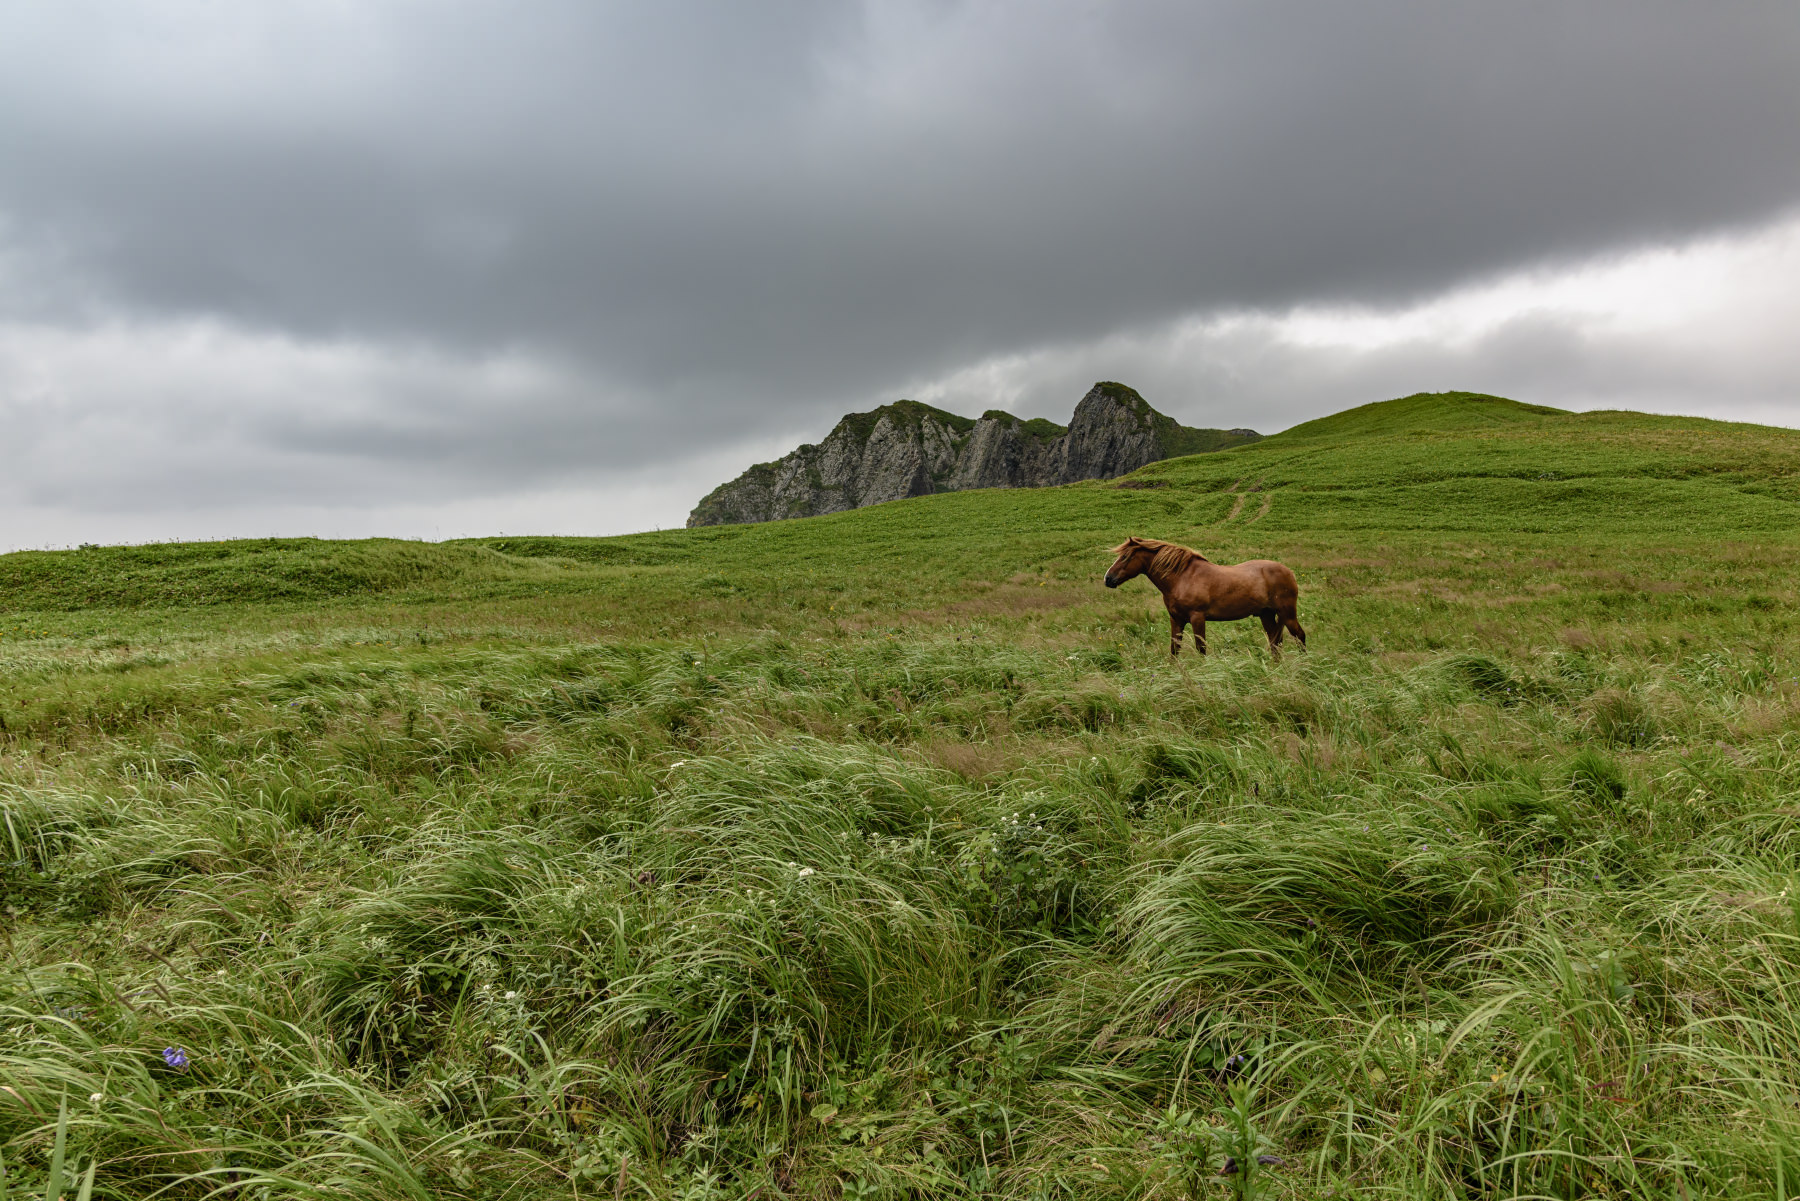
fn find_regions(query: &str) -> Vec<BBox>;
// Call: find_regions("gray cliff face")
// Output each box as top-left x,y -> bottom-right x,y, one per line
945,415 -> 1057,491
1050,385 -> 1164,484
685,383 -> 1261,527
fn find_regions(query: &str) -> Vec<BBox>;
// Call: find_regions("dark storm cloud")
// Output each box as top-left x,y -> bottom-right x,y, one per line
1,0 -> 1798,500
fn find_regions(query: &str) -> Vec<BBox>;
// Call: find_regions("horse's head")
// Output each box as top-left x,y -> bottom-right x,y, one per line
1105,537 -> 1156,588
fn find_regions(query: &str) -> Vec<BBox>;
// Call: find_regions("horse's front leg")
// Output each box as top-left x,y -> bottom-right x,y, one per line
1169,610 -> 1185,657
1192,616 -> 1207,655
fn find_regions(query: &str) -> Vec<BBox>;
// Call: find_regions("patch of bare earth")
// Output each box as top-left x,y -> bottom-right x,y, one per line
884,584 -> 1093,628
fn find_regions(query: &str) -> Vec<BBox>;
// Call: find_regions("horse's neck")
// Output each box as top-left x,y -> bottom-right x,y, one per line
1146,556 -> 1197,591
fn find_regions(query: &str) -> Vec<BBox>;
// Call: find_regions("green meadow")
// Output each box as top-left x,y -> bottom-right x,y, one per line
3,392 -> 1799,1199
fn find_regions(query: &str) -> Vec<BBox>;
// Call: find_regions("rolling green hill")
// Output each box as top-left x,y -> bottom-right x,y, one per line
1273,389 -> 1568,439
3,392 -> 1795,619
1135,392 -> 1800,531
2,392 -> 1799,1199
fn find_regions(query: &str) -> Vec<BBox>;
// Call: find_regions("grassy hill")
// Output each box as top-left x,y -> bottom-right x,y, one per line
2,393 -> 1799,1198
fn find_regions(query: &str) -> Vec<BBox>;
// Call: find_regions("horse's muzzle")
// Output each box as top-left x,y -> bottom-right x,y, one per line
1103,575 -> 1119,589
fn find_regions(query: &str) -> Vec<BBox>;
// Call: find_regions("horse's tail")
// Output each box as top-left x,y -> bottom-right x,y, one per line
1264,562 -> 1305,644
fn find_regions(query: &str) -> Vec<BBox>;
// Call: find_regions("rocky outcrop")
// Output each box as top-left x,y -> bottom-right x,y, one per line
685,382 -> 1261,527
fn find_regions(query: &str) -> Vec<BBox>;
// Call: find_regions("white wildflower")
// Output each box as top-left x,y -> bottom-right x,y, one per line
797,867 -> 816,879
89,1092 -> 103,1103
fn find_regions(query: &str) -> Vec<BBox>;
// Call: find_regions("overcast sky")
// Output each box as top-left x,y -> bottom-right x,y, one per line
2,1 -> 1797,550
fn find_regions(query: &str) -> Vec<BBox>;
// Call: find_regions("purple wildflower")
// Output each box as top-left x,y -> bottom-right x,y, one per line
162,1046 -> 189,1070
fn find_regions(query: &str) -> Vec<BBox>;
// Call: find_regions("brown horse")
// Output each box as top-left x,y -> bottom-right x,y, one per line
1105,536 -> 1306,657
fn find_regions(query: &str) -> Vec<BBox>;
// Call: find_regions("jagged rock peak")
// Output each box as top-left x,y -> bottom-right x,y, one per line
685,382 -> 1260,527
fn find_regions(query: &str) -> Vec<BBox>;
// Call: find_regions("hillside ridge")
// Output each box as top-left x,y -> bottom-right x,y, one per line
1269,390 -> 1570,443
6,393 -> 1797,612
684,382 -> 1261,527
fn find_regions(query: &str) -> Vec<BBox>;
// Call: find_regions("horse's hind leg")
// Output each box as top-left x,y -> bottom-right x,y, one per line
1260,612 -> 1283,660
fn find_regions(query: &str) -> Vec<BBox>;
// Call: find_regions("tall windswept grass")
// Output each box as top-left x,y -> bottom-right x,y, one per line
4,619 -> 1799,1198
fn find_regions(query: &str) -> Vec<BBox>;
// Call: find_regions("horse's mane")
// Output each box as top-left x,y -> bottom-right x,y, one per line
1111,537 -> 1209,575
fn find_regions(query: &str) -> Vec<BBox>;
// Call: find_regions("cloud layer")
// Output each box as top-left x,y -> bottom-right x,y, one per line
2,2 -> 1797,547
